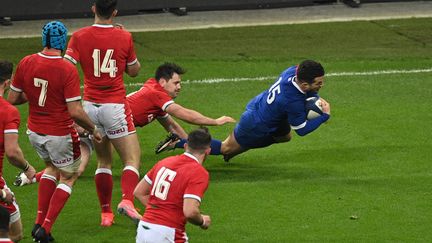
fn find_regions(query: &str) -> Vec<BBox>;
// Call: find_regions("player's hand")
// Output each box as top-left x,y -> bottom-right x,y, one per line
114,23 -> 124,29
320,98 -> 331,115
215,116 -> 236,125
0,189 -> 14,204
24,164 -> 36,182
92,129 -> 103,143
200,215 -> 211,230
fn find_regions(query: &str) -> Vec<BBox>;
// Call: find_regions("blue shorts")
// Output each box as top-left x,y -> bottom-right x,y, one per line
234,110 -> 291,149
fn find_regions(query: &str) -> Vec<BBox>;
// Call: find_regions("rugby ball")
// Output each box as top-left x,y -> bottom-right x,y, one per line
305,97 -> 323,119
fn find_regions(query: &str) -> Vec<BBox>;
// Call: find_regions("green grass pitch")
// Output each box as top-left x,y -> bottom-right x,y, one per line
0,17 -> 431,242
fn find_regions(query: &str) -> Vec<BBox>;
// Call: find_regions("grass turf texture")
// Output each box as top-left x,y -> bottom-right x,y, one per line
1,17 -> 431,242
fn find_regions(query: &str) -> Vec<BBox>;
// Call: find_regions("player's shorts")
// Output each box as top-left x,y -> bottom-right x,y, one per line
27,129 -> 81,173
0,181 -> 20,224
83,101 -> 136,139
136,221 -> 189,243
234,110 -> 291,149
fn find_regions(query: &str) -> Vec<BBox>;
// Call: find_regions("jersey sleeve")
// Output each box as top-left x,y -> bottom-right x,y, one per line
184,168 -> 209,202
4,106 -> 20,134
286,100 -> 307,129
64,34 -> 80,65
64,65 -> 82,103
126,33 -> 138,66
10,58 -> 26,92
151,91 -> 174,112
144,166 -> 157,186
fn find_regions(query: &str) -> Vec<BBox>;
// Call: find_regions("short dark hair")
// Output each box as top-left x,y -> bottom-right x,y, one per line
0,206 -> 10,233
155,63 -> 186,81
187,127 -> 212,151
95,0 -> 117,19
296,60 -> 325,84
0,60 -> 13,84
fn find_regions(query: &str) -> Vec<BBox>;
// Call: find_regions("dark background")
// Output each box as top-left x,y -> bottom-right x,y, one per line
0,0 -> 427,20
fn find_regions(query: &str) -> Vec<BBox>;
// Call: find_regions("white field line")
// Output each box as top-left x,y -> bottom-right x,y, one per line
120,67 -> 432,87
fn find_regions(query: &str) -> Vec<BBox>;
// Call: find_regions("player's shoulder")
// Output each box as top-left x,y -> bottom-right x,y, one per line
18,53 -> 37,66
72,26 -> 93,37
0,99 -> 19,117
113,27 -> 133,37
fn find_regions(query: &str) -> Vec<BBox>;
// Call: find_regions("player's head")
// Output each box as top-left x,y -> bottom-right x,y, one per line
0,206 -> 10,236
0,60 -> 13,86
42,21 -> 68,51
186,127 -> 212,157
156,63 -> 186,98
296,60 -> 325,92
94,0 -> 118,19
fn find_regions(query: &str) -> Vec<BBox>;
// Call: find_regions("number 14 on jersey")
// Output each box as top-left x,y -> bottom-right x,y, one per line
92,49 -> 118,78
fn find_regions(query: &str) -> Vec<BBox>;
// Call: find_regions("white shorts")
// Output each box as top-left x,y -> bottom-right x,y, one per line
136,221 -> 189,243
27,129 -> 81,173
83,101 -> 136,139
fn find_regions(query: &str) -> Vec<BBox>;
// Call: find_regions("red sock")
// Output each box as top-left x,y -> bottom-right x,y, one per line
36,170 -> 60,182
121,166 -> 139,201
35,170 -> 44,183
95,168 -> 113,213
42,184 -> 71,233
36,174 -> 57,225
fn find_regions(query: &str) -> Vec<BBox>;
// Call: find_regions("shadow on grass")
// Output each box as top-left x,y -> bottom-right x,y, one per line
205,145 -> 411,183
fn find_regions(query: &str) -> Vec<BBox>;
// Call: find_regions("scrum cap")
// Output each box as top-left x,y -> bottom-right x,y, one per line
42,21 -> 68,51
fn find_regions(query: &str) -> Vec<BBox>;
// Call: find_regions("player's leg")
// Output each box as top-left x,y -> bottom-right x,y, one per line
110,133 -> 142,224
77,139 -> 92,177
3,188 -> 23,242
156,133 -> 223,155
97,102 -> 141,223
38,168 -> 79,239
220,132 -> 248,162
93,135 -> 115,226
34,131 -> 81,242
27,131 -> 58,240
272,121 -> 292,143
9,218 -> 23,242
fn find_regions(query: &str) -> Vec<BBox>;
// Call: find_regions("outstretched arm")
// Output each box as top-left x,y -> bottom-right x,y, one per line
157,116 -> 188,139
166,103 -> 235,126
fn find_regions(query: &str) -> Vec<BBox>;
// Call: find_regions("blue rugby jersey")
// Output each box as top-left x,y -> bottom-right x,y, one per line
245,65 -> 329,136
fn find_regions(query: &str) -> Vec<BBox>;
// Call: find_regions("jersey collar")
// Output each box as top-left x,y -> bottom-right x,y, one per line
92,24 -> 114,28
184,152 -> 200,164
292,76 -> 306,94
38,52 -> 62,59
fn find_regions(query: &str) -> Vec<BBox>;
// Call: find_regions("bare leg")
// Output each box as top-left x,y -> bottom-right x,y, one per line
220,132 -> 248,161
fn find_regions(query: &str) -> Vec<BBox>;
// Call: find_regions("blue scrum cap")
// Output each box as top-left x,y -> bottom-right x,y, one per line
42,21 -> 68,51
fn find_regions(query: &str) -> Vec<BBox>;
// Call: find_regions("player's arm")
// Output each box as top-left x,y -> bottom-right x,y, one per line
67,101 -> 102,142
125,60 -> 141,77
6,89 -> 27,105
166,103 -> 235,126
293,99 -> 331,136
134,176 -> 151,206
4,133 -> 36,180
184,198 -> 211,230
157,115 -> 188,139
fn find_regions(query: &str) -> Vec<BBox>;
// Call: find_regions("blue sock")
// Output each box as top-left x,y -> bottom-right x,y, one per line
175,139 -> 187,148
209,139 -> 222,155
